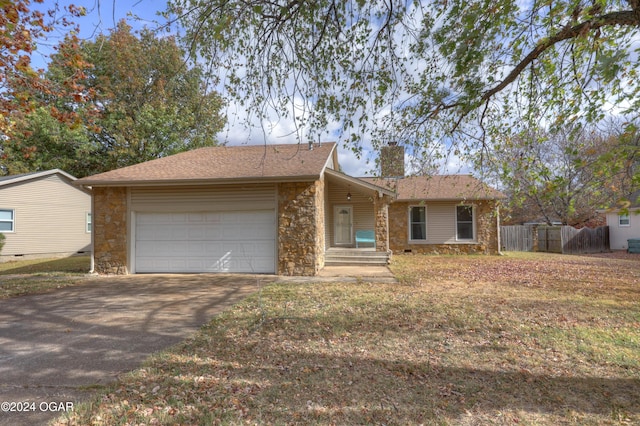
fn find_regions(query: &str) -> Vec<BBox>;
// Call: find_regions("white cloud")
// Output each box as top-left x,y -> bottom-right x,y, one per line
218,96 -> 382,176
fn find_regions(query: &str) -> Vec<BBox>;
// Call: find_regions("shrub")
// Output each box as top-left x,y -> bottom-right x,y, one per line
0,233 -> 4,254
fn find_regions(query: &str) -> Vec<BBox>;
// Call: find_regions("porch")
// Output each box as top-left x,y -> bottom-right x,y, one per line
323,169 -> 395,256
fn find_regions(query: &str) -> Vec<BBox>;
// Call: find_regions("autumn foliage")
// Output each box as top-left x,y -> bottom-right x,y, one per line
1,2 -> 224,177
0,0 -> 89,127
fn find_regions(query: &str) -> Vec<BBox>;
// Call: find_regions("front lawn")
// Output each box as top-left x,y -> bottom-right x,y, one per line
0,256 -> 90,298
56,252 -> 640,425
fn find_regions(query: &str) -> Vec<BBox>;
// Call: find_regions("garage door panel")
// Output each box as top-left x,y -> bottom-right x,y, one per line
135,210 -> 275,273
135,254 -> 273,273
136,226 -> 171,240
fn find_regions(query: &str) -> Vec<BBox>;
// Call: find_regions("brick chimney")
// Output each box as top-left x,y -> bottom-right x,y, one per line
380,142 -> 405,177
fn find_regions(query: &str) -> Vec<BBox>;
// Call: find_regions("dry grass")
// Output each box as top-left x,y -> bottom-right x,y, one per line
0,256 -> 90,298
56,252 -> 640,425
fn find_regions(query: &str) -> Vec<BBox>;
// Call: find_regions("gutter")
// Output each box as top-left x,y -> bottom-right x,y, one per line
73,175 -> 323,188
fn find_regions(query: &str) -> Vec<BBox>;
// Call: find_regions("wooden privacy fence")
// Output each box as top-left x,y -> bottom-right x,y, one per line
501,225 -> 609,254
501,225 -> 535,252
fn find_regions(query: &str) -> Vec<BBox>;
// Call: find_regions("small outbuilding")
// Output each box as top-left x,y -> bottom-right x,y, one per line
600,190 -> 640,251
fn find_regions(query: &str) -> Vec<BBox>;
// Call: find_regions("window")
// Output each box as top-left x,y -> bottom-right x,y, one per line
86,212 -> 92,233
0,209 -> 15,232
409,206 -> 426,241
619,213 -> 630,227
456,205 -> 474,240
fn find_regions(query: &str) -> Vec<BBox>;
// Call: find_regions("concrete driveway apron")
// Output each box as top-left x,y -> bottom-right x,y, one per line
0,274 -> 262,426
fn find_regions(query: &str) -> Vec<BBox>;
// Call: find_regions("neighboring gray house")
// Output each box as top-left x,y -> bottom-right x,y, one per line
0,169 -> 92,261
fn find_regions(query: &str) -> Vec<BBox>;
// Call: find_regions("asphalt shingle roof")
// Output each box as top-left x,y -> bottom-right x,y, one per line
0,171 -> 40,182
364,175 -> 505,201
77,142 -> 337,186
0,169 -> 78,187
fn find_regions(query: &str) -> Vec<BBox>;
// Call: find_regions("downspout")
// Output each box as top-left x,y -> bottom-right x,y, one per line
496,203 -> 502,255
88,186 -> 95,273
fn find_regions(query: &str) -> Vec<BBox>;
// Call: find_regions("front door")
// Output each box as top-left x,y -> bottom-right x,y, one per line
334,205 -> 352,245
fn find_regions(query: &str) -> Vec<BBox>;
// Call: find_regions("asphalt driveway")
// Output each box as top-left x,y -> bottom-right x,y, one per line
0,274 -> 263,426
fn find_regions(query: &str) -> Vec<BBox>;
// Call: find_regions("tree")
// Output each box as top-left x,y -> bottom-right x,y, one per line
1,0 -> 51,125
165,0 -> 640,164
1,106 -> 99,176
0,0 -> 98,175
492,121 -> 639,225
2,20 -> 226,176
0,0 -> 87,135
73,21 -> 225,171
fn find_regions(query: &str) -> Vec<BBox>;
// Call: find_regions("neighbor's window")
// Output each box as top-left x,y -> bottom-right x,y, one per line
619,213 -> 630,227
86,212 -> 92,233
456,205 -> 474,240
0,209 -> 15,232
409,206 -> 426,241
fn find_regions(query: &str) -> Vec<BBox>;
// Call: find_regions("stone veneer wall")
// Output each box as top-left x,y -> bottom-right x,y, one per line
389,200 -> 500,254
315,179 -> 326,269
373,196 -> 390,252
93,187 -> 128,274
278,180 -> 324,276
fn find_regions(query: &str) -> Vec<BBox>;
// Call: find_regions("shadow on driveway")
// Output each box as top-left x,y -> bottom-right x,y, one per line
0,274 -> 264,426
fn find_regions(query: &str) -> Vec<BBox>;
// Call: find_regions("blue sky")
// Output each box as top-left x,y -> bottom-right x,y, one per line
32,1 -> 163,68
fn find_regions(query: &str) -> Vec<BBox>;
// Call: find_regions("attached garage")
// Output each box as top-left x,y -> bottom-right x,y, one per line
76,142 -> 343,276
130,185 -> 277,274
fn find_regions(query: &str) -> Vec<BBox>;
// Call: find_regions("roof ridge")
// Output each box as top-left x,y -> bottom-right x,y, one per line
0,169 -> 76,186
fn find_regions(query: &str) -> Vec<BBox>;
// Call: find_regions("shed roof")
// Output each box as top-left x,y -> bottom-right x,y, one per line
76,143 -> 337,186
602,190 -> 640,211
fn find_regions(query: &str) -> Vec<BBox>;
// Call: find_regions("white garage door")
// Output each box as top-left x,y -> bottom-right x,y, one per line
134,210 -> 276,273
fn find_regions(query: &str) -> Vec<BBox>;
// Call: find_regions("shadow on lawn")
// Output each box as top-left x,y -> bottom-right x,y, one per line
149,327 -> 640,424
0,256 -> 90,275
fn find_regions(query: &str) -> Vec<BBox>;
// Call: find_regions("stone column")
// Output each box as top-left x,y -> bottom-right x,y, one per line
373,195 -> 390,252
93,187 -> 128,274
277,181 -> 322,276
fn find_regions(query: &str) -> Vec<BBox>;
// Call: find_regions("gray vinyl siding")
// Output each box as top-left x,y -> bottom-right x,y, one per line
0,174 -> 91,257
606,209 -> 640,250
427,203 -> 459,244
326,181 -> 375,247
411,202 -> 474,244
129,184 -> 277,212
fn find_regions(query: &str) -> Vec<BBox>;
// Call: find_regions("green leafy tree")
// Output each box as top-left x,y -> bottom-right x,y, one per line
74,21 -> 226,171
1,106 -> 99,176
165,0 -> 640,163
3,20 -> 226,176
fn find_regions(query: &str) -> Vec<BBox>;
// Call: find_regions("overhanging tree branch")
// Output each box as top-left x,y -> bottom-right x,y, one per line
480,8 -> 640,104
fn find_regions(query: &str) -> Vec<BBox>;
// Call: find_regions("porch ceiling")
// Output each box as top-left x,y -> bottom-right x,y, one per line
324,169 -> 395,199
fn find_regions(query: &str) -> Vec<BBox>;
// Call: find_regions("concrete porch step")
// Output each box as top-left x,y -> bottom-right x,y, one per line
324,259 -> 389,266
324,248 -> 390,266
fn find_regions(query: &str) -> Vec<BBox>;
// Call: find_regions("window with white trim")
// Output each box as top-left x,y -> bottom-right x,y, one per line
86,212 -> 92,233
619,213 -> 630,227
409,206 -> 427,241
0,209 -> 15,232
456,205 -> 474,240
